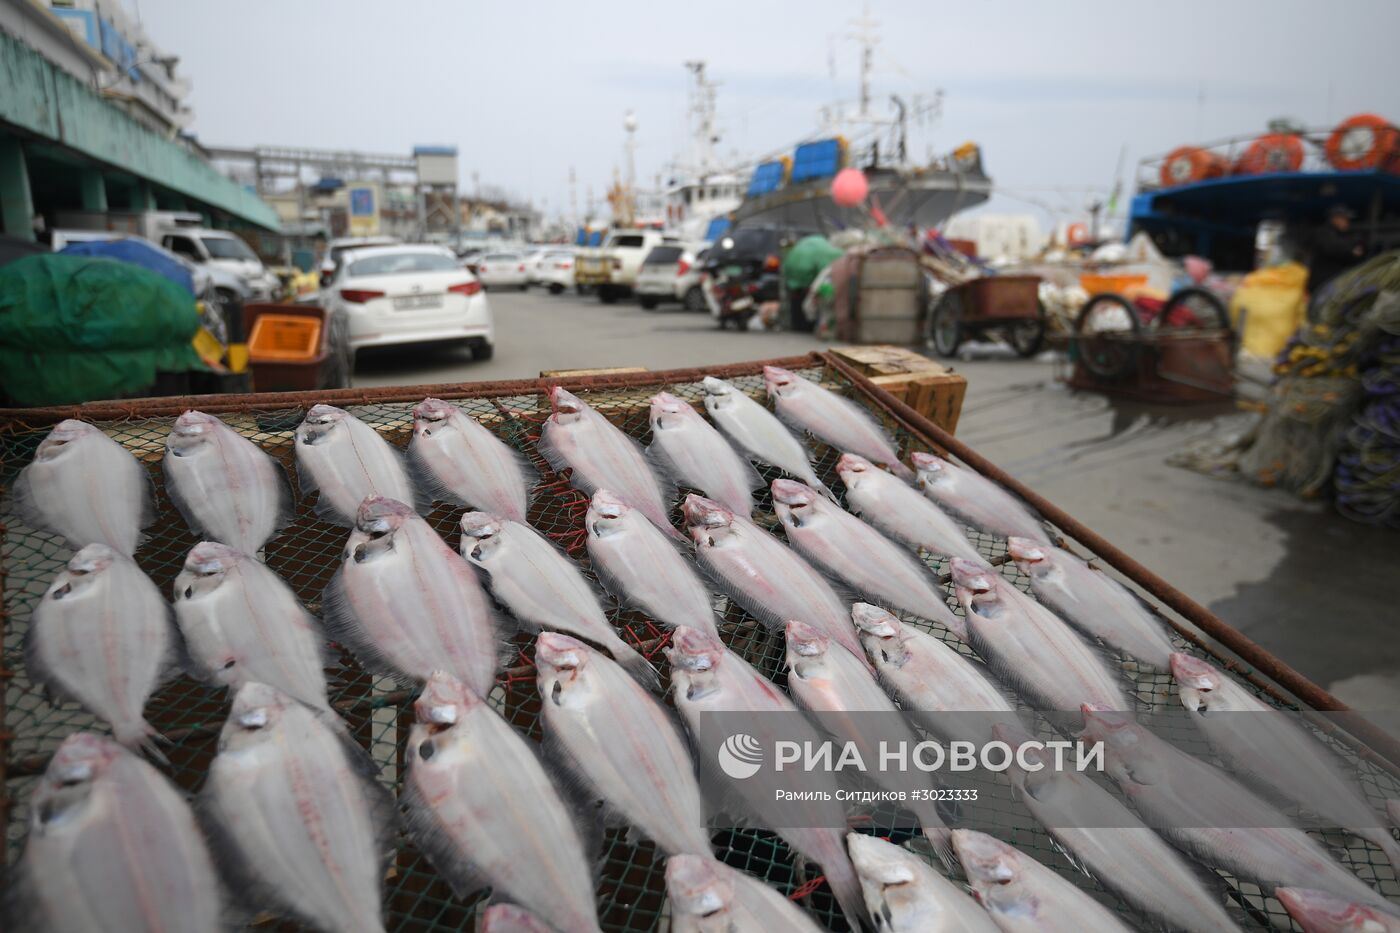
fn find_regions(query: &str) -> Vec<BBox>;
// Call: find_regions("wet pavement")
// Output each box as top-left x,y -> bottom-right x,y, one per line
352,286 -> 1397,708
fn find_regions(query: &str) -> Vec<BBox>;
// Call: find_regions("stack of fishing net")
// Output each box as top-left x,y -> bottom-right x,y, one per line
1334,322 -> 1400,526
1238,252 -> 1400,506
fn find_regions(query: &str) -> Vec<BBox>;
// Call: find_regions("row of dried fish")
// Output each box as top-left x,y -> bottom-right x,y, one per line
11,370 -> 1398,930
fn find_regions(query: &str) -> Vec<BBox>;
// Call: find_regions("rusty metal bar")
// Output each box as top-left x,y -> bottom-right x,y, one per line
0,518 -> 10,836
0,354 -> 825,427
820,349 -> 1400,771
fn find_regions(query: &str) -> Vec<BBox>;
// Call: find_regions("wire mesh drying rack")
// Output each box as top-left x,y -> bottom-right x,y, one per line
2,349 -> 1397,931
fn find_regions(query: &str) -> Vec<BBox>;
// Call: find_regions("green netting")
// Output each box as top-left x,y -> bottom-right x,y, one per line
2,364 -> 1398,931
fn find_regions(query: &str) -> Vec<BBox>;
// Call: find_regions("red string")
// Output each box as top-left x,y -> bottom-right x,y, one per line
788,876 -> 826,901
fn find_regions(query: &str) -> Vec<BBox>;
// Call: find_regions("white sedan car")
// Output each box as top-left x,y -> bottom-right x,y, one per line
323,245 -> 494,364
475,251 -> 529,290
535,249 -> 577,294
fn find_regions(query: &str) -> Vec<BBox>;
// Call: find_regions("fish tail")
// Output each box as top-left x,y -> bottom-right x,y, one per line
116,719 -> 169,765
822,855 -> 871,932
921,824 -> 958,873
889,460 -> 916,481
614,641 -> 662,693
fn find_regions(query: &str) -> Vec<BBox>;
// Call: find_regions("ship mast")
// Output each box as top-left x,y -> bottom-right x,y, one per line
684,60 -> 721,176
847,4 -> 879,121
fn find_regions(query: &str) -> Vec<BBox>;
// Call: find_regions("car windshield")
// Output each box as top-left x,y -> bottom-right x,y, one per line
348,252 -> 461,276
608,234 -> 645,249
201,236 -> 258,261
643,246 -> 683,265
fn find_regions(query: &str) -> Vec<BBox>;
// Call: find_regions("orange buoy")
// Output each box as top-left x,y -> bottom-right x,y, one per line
1325,114 -> 1400,171
1159,146 -> 1230,187
1234,134 -> 1305,175
1065,222 -> 1090,247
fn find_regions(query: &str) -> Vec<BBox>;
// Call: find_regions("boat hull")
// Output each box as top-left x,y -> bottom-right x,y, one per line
732,167 -> 992,232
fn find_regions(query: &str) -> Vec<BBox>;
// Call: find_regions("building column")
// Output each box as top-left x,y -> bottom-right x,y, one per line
0,136 -> 35,241
129,180 -> 157,212
79,167 -> 108,212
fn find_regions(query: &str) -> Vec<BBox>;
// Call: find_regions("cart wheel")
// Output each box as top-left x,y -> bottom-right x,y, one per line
929,293 -> 963,358
1007,301 -> 1047,358
1072,293 -> 1140,380
1156,286 -> 1229,331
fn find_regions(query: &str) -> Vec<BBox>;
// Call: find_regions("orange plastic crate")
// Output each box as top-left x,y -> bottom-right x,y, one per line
248,313 -> 322,362
1079,273 -> 1149,296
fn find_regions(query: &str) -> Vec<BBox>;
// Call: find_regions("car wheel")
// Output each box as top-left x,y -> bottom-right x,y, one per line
683,286 -> 706,312
473,340 -> 495,362
549,283 -> 564,295
599,286 -> 618,304
520,282 -> 529,291
639,296 -> 659,310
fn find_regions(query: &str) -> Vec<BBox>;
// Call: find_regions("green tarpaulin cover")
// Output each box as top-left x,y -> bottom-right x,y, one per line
783,235 -> 845,291
0,254 -> 205,406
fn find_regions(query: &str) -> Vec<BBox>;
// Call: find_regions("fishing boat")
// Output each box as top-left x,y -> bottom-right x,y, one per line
732,13 -> 991,232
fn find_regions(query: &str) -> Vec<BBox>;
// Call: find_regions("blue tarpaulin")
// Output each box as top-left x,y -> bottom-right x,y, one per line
791,139 -> 844,183
705,217 -> 732,241
748,161 -> 786,196
60,239 -> 195,296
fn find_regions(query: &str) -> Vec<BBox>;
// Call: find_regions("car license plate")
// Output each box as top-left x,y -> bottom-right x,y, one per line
393,294 -> 442,310
725,265 -> 744,277
730,296 -> 754,311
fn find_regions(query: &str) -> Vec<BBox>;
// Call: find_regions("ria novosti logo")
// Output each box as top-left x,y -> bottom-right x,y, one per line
717,733 -> 764,779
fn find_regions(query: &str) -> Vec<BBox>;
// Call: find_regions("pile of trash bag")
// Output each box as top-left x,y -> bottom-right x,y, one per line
0,253 -> 205,406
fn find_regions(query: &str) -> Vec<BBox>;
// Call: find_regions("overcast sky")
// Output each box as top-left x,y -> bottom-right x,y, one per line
136,0 -> 1399,228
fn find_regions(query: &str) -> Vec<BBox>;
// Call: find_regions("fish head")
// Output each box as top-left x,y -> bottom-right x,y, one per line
299,404 -> 349,445
548,386 -> 586,424
1005,537 -> 1050,570
412,398 -> 456,439
33,732 -> 122,825
770,479 -> 820,527
847,834 -> 931,926
989,722 -> 1057,797
665,855 -> 735,925
35,419 -> 98,461
219,682 -> 297,750
910,451 -> 948,486
479,904 -> 554,933
950,558 -> 999,610
586,489 -> 633,538
835,452 -> 877,489
683,494 -> 735,545
408,671 -> 483,767
458,511 -> 505,561
850,603 -> 908,668
952,830 -> 1023,897
1169,653 -> 1223,713
45,543 -> 118,602
166,410 -> 222,456
666,627 -> 726,701
784,619 -> 831,675
1276,888 -> 1389,932
174,541 -> 242,601
762,365 -> 800,399
536,632 -> 594,705
347,496 -> 414,563
649,392 -> 696,431
700,375 -> 736,409
1077,704 -> 1154,787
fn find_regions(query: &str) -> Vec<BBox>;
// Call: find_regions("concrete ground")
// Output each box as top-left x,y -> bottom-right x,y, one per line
353,287 -> 1398,708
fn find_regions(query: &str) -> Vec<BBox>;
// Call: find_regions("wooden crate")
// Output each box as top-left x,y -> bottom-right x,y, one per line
833,345 -> 966,434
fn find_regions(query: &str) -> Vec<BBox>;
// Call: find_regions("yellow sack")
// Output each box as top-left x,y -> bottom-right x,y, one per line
1229,262 -> 1308,358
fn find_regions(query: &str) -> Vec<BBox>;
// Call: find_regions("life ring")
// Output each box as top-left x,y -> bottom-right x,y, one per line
1066,222 -> 1090,247
1325,114 -> 1400,171
1160,147 -> 1229,187
1234,134 -> 1304,175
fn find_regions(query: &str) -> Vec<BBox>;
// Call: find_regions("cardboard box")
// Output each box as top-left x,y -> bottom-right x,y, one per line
837,346 -> 966,434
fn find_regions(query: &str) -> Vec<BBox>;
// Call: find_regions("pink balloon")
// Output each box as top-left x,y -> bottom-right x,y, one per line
831,168 -> 869,208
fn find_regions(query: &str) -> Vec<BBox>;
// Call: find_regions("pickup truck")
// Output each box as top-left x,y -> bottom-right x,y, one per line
574,229 -> 681,304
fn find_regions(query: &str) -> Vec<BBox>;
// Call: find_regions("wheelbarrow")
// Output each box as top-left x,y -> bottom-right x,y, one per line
928,274 -> 1047,358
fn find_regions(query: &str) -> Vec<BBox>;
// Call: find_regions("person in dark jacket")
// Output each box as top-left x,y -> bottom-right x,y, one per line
1308,205 -> 1365,291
